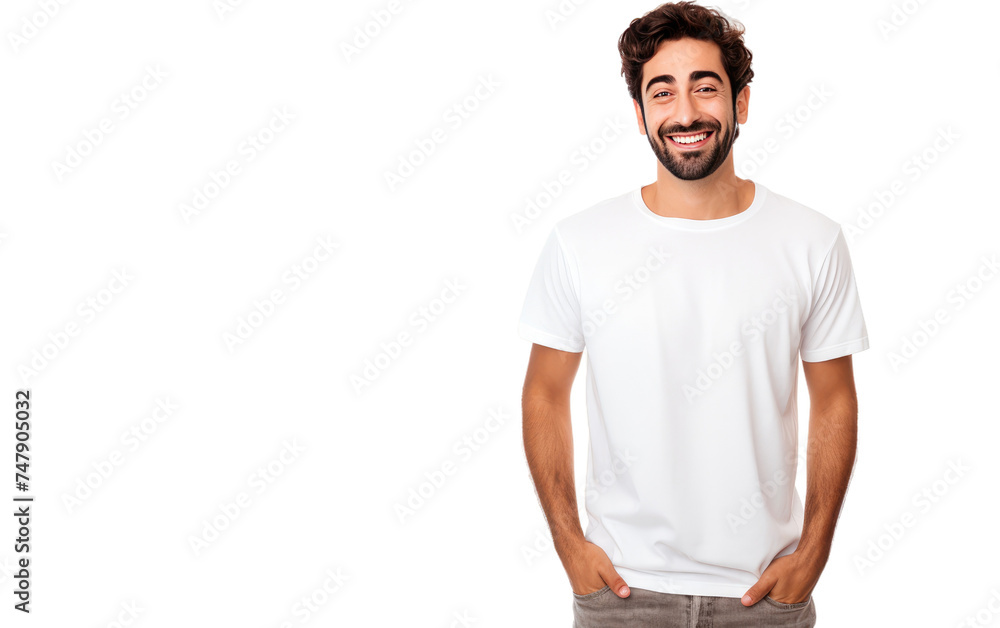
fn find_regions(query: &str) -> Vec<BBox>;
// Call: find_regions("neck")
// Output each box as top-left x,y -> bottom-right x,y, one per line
642,168 -> 752,220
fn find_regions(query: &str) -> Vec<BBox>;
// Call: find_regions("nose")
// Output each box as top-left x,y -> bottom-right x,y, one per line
671,90 -> 698,130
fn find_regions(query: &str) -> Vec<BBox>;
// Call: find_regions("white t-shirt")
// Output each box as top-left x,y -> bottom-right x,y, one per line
517,180 -> 869,598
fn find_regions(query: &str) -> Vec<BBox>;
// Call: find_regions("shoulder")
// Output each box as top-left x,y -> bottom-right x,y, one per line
758,183 -> 843,251
551,188 -> 635,243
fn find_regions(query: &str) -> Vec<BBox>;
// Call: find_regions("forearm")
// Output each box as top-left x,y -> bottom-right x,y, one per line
522,393 -> 586,563
797,400 -> 858,565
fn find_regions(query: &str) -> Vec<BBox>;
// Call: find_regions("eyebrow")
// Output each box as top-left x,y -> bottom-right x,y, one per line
645,70 -> 723,95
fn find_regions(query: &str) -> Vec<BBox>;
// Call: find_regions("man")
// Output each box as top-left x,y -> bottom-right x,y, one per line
518,2 -> 869,626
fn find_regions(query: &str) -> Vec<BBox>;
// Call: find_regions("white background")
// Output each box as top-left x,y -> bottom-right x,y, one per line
1,0 -> 998,626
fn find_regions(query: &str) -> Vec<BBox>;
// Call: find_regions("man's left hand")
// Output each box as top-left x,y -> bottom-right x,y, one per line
740,552 -> 824,606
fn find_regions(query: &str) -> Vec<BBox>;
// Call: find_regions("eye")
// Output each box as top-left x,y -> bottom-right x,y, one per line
697,87 -> 717,92
654,91 -> 670,98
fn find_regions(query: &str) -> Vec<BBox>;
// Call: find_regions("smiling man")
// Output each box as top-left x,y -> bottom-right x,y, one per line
517,2 -> 870,626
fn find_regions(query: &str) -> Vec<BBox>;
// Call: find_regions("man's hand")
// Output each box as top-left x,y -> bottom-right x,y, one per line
740,551 -> 825,606
563,539 -> 631,598
739,354 -> 859,607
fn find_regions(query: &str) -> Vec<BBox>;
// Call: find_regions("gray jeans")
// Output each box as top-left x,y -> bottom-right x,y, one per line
573,586 -> 816,627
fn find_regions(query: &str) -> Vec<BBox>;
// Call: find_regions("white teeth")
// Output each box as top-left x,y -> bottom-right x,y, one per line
670,132 -> 709,144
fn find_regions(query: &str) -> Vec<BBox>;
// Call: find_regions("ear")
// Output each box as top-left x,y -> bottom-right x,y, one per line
735,85 -> 750,125
633,99 -> 647,136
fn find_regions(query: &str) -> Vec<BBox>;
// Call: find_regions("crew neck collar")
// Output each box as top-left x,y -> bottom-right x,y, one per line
632,180 -> 766,231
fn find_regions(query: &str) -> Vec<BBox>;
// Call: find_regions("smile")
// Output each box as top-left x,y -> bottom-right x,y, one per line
667,131 -> 713,148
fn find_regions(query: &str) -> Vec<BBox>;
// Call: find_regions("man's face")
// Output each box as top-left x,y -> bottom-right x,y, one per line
634,37 -> 748,181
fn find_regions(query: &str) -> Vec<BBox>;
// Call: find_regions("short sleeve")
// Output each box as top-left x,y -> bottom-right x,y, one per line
517,226 -> 586,353
800,227 -> 870,362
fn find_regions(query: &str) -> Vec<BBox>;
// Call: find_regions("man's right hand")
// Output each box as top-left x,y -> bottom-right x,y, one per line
521,345 -> 630,598
565,540 -> 631,598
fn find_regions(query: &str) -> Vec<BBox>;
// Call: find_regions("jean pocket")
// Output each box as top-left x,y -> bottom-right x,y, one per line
763,594 -> 811,610
573,585 -> 611,601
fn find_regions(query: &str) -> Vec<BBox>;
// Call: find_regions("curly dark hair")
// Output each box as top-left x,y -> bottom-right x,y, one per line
618,2 -> 753,114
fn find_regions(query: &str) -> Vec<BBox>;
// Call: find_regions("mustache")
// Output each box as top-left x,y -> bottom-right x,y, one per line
661,125 -> 719,137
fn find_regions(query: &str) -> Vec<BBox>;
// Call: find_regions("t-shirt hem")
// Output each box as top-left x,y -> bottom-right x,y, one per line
517,322 -> 584,353
615,567 -> 752,598
800,336 -> 869,363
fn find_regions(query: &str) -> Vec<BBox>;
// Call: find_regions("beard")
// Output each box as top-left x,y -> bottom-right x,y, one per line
645,108 -> 738,181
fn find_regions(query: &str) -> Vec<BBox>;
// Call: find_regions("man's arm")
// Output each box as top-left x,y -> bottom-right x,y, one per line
797,354 -> 859,565
522,343 -> 584,549
521,343 -> 631,598
742,354 -> 859,606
